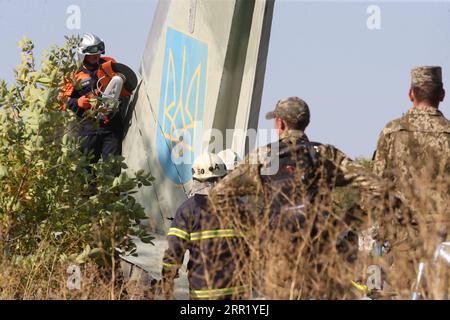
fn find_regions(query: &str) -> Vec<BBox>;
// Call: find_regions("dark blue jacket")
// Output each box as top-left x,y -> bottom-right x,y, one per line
161,194 -> 249,299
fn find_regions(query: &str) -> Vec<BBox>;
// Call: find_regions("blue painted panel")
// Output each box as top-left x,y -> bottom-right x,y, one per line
156,27 -> 208,184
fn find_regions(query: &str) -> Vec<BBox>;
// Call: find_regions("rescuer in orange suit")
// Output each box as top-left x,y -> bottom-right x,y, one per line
60,33 -> 133,163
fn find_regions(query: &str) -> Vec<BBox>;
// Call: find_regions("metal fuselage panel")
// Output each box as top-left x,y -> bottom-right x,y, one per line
122,0 -> 274,234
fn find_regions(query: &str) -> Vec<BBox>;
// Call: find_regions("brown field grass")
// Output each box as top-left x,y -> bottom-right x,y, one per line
0,159 -> 448,300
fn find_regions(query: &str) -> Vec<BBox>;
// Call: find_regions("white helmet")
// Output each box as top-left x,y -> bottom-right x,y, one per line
217,149 -> 241,171
191,152 -> 227,182
77,33 -> 105,63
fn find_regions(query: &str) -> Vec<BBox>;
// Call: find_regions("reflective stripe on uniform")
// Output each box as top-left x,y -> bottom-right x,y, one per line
168,228 -> 243,241
190,285 -> 249,299
167,228 -> 190,241
162,262 -> 180,270
190,229 -> 244,241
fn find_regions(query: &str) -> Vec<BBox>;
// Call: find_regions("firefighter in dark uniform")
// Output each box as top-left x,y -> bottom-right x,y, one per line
161,152 -> 250,300
60,33 -> 132,163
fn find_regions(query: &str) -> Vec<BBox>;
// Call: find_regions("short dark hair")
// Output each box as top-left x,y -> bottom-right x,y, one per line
412,83 -> 444,105
285,119 -> 309,131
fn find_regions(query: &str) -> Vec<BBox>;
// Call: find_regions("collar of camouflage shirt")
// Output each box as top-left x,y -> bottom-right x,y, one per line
279,129 -> 309,142
408,105 -> 443,116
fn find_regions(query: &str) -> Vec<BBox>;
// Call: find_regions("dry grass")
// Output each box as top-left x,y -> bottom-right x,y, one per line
0,158 -> 448,300
207,157 -> 449,300
0,252 -> 164,300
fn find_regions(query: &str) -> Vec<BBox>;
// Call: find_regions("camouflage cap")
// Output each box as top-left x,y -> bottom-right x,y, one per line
411,66 -> 442,86
265,96 -> 310,128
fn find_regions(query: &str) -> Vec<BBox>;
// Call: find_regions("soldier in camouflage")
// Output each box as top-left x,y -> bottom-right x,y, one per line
209,97 -> 383,299
213,96 -> 383,197
373,66 -> 450,207
373,66 -> 450,298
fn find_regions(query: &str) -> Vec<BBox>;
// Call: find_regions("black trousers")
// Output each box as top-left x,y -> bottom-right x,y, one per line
80,131 -> 122,163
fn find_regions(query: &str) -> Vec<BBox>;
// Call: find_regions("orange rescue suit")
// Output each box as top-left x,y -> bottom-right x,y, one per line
60,57 -> 131,111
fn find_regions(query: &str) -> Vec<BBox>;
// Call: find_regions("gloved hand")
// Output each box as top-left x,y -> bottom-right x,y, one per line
77,96 -> 92,110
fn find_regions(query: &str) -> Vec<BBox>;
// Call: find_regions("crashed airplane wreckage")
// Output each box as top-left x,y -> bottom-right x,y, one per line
119,0 -> 275,295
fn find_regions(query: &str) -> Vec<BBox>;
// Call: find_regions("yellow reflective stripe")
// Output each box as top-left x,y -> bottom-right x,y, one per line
167,232 -> 189,241
169,227 -> 189,237
167,228 -> 244,241
191,233 -> 242,241
167,228 -> 190,241
162,262 -> 180,269
190,285 -> 249,299
190,229 -> 244,241
190,229 -> 235,236
351,281 -> 369,293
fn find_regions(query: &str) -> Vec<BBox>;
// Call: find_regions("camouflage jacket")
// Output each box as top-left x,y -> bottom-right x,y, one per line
208,130 -> 383,299
373,106 -> 450,209
372,106 -> 450,268
210,130 -> 383,207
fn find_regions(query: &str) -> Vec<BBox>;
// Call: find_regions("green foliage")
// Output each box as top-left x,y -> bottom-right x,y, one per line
0,36 -> 154,267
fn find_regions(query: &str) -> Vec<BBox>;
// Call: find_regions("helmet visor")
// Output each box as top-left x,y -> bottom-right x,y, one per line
82,42 -> 105,54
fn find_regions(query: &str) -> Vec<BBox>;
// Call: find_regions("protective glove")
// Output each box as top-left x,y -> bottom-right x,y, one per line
77,96 -> 92,110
